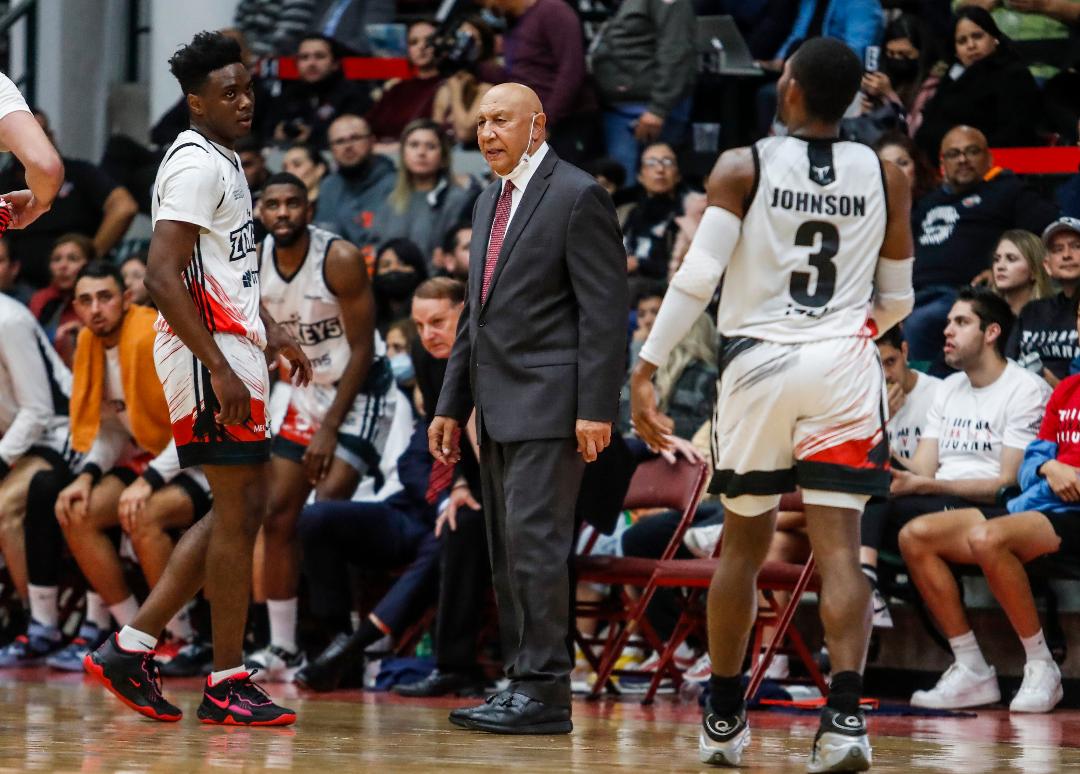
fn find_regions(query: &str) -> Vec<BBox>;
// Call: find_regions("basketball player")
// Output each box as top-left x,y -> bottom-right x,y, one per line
85,32 -> 310,726
250,171 -> 394,680
631,39 -> 914,771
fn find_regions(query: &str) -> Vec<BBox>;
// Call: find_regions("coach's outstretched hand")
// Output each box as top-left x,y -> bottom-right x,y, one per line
266,321 -> 312,388
629,361 -> 675,453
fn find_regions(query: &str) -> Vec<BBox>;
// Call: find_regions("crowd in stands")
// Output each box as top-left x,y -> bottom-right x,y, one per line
2,0 -> 1080,715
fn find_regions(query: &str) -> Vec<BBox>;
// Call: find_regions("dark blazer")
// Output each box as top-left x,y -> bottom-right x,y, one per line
435,149 -> 628,442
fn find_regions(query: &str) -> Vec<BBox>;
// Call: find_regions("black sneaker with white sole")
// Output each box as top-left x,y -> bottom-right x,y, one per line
699,708 -> 750,767
807,705 -> 872,772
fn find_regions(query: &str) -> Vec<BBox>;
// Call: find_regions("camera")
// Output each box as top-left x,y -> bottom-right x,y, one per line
428,25 -> 479,75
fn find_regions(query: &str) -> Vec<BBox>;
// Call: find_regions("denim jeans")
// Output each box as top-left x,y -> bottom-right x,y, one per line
904,285 -> 959,370
603,97 -> 692,182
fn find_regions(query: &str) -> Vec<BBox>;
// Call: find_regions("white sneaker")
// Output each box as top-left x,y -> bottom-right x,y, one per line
764,654 -> 790,681
1009,660 -> 1063,714
700,709 -> 750,766
685,652 -> 712,682
870,588 -> 893,629
246,644 -> 306,682
910,662 -> 1000,709
684,523 -> 723,558
620,646 -> 696,694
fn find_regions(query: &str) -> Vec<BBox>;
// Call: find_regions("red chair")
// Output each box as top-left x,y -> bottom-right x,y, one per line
574,455 -> 710,696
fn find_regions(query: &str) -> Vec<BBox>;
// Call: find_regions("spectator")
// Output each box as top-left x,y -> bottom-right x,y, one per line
374,238 -> 427,333
478,0 -> 597,163
990,229 -> 1052,317
628,283 -> 664,368
367,20 -> 443,145
29,234 -> 93,362
0,238 -> 32,306
584,157 -> 627,198
119,254 -> 151,307
432,222 -> 471,282
431,18 -> 496,147
372,119 -> 479,265
386,319 -> 416,391
590,0 -> 697,181
0,110 -> 137,288
957,0 -> 1080,79
915,8 -> 1043,158
281,142 -> 328,204
313,114 -> 396,262
904,125 -> 1059,367
621,143 -> 684,287
1007,218 -> 1080,382
878,325 -> 943,463
873,131 -> 939,206
772,0 -> 884,63
669,189 -> 707,278
268,34 -> 372,150
861,288 -> 1050,603
236,136 -> 270,242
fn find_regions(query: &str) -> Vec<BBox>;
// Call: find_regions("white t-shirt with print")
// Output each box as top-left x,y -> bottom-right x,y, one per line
888,371 -> 942,461
923,361 -> 1050,482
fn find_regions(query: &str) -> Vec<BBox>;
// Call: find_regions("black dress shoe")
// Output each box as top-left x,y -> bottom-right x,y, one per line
294,633 -> 361,692
394,669 -> 487,697
461,691 -> 572,735
448,690 -> 511,727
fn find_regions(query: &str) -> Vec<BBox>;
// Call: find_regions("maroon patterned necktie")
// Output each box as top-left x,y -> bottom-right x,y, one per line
425,427 -> 461,504
481,180 -> 515,303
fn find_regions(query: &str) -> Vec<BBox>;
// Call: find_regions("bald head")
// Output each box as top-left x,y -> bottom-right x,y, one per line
476,83 -> 547,177
940,125 -> 990,191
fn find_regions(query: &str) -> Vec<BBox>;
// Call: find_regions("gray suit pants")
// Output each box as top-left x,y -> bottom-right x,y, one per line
479,432 -> 585,707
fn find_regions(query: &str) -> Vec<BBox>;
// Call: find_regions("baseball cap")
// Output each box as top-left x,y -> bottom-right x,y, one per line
1042,216 -> 1080,246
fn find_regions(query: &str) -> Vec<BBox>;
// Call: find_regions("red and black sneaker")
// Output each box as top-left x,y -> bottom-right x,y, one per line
197,669 -> 297,726
83,634 -> 182,722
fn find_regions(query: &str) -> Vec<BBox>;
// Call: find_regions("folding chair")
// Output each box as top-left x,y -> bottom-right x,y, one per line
573,455 -> 710,697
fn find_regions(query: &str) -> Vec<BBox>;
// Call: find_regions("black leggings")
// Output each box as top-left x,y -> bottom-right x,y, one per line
24,468 -> 74,587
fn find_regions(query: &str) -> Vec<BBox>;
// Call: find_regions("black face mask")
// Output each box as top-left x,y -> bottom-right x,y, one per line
374,270 -> 420,302
882,56 -> 919,84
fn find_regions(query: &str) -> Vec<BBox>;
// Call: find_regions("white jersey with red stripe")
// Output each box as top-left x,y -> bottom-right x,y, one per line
151,129 -> 265,349
717,136 -> 888,343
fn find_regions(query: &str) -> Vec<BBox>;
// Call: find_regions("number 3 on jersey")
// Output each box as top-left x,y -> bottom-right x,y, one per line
789,221 -> 839,308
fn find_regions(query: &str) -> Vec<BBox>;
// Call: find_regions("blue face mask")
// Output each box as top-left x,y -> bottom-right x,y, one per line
390,352 -> 415,383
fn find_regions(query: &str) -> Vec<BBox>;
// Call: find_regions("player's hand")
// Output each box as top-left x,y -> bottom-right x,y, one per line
303,425 -> 337,486
887,381 -> 906,418
55,473 -> 93,528
633,111 -> 664,143
3,189 -> 51,229
118,477 -> 154,534
265,323 -> 312,388
436,484 -> 480,537
1042,460 -> 1080,502
889,468 -> 927,497
576,419 -> 611,463
630,369 -> 675,453
658,434 -> 706,465
429,416 -> 461,465
210,366 -> 251,426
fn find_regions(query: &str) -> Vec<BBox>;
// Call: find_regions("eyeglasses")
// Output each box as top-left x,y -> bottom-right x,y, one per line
642,158 -> 677,169
941,145 -> 986,161
330,133 -> 372,147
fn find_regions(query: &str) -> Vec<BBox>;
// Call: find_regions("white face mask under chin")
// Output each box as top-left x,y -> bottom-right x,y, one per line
497,115 -> 538,180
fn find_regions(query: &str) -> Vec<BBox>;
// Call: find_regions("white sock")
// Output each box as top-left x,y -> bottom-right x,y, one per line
108,595 -> 140,628
949,631 -> 990,673
85,592 -> 111,630
166,605 -> 195,642
1020,629 -> 1053,664
267,598 -> 298,654
209,665 -> 246,686
117,625 -> 157,652
27,584 -> 58,629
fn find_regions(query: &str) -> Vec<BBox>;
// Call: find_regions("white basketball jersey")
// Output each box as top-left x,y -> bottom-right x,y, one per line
717,136 -> 888,343
151,129 -> 265,349
260,225 -> 385,385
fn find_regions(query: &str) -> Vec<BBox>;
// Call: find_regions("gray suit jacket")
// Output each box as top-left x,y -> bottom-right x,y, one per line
435,150 -> 628,442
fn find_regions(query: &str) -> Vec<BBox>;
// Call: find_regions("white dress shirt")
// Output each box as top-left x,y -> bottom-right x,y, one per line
499,141 -> 550,228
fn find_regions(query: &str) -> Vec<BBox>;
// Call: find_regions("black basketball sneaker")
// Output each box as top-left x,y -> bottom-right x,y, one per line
699,707 -> 750,766
807,705 -> 872,772
196,669 -> 297,726
83,634 -> 182,722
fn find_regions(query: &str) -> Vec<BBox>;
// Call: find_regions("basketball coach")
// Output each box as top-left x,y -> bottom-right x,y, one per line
430,83 -> 628,734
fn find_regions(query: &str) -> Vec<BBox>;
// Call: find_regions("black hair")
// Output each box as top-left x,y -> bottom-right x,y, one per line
441,221 -> 471,254
262,171 -> 308,196
298,33 -> 343,60
75,260 -> 125,293
952,6 -> 1011,60
234,135 -> 264,155
168,31 -> 245,96
883,13 -> 937,82
377,238 -> 429,280
877,325 -> 905,350
634,280 -> 667,307
956,285 -> 1014,357
285,142 -> 325,168
583,157 -> 627,190
789,37 -> 863,124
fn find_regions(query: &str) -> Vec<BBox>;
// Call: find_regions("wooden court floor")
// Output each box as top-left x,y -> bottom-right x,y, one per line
1,670 -> 1079,772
